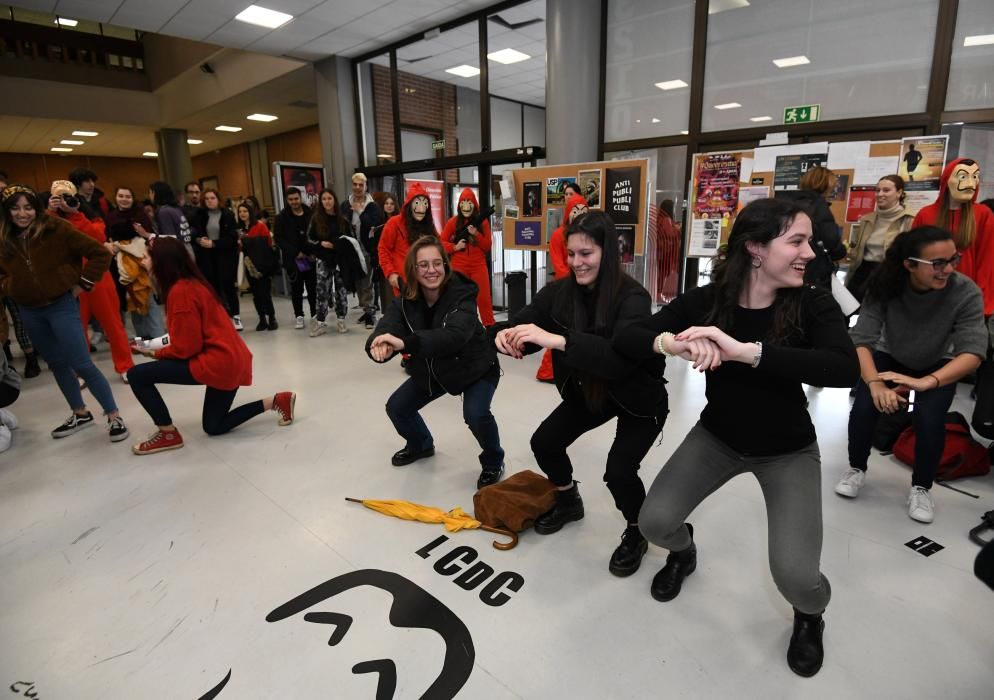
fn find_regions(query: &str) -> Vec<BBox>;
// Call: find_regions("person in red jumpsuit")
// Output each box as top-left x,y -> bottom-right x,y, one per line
536,193 -> 589,382
441,188 -> 495,326
48,181 -> 134,383
378,182 -> 438,297
913,158 -> 994,317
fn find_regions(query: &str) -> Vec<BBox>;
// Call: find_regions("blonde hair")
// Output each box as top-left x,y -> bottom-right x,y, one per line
351,173 -> 367,184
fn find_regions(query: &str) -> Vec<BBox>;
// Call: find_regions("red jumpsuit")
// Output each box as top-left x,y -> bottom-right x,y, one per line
913,157 -> 994,315
377,183 -> 437,297
440,188 -> 495,326
67,211 -> 134,375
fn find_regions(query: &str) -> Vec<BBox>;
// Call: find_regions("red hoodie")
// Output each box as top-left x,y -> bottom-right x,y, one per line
377,182 -> 438,285
441,188 -> 492,273
913,157 -> 994,314
548,194 -> 589,279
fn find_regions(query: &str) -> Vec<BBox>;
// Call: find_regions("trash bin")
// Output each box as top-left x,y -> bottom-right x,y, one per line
504,271 -> 527,318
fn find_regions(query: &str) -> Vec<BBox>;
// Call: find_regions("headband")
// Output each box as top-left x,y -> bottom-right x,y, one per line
1,185 -> 35,204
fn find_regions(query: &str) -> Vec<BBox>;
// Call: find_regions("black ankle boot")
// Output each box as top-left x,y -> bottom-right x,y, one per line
787,608 -> 825,677
650,523 -> 696,602
24,351 -> 41,379
534,483 -> 584,534
609,524 -> 648,577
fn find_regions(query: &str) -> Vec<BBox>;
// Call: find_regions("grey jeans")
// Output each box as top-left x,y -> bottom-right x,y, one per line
640,423 -> 831,615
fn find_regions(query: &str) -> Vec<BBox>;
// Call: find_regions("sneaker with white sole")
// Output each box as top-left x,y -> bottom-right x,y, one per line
0,408 -> 17,430
294,316 -> 305,330
232,316 -> 244,332
336,318 -> 348,334
108,416 -> 130,443
52,412 -> 95,438
132,428 -> 184,455
273,391 -> 295,426
309,321 -> 329,337
835,467 -> 866,498
120,372 -> 130,384
908,486 -> 935,523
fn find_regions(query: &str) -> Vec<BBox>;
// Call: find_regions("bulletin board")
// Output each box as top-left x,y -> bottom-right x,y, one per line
502,159 -> 649,254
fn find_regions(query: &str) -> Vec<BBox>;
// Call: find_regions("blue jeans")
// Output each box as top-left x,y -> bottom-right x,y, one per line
385,376 -> 505,471
131,302 -> 165,339
19,293 -> 119,415
848,351 -> 956,489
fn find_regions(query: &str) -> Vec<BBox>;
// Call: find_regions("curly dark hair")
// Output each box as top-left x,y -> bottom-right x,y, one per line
864,226 -> 954,305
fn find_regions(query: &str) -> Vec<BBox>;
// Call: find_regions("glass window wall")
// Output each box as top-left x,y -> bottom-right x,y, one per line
946,0 -> 994,110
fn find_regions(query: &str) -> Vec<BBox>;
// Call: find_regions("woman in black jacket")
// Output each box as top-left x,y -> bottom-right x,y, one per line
614,198 -> 859,677
775,166 -> 845,289
366,236 -> 505,490
493,210 -> 667,578
194,189 -> 242,329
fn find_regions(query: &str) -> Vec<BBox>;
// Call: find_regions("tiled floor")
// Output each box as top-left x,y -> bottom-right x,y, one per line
2,299 -> 993,699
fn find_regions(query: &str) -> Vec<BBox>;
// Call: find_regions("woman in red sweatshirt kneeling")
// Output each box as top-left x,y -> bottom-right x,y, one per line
126,237 -> 295,455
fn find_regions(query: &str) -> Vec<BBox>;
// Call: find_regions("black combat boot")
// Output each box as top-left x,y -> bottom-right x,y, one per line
650,523 -> 696,601
609,524 -> 648,577
787,608 -> 825,677
534,482 -> 584,534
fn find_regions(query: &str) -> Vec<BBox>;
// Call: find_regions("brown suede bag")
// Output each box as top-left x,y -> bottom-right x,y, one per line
473,469 -> 557,533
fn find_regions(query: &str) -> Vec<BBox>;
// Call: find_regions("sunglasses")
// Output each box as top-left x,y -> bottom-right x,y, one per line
907,254 -> 961,271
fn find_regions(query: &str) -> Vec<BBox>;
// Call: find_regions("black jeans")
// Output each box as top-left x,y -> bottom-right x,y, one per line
848,351 -> 956,489
288,265 -> 316,318
247,274 -> 275,319
0,382 -> 18,408
127,359 -> 264,435
530,391 -> 663,523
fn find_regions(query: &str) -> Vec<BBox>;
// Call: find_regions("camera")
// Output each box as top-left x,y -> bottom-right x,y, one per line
453,205 -> 495,245
60,192 -> 79,208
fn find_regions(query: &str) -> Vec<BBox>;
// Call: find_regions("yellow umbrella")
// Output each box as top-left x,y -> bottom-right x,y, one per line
345,497 -> 518,550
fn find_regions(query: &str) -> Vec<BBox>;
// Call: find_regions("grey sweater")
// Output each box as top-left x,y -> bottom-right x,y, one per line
851,272 -> 987,369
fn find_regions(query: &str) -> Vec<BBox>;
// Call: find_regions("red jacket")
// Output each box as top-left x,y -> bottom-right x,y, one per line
440,188 -> 492,273
913,157 -> 994,314
377,182 -> 437,283
156,279 -> 253,390
548,194 -> 588,280
244,220 -> 272,245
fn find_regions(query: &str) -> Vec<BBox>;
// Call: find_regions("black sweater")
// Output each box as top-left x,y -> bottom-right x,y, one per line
615,284 -> 858,455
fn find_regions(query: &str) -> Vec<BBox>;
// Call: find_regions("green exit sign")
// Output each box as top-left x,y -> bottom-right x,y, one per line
432,139 -> 445,151
783,104 -> 820,124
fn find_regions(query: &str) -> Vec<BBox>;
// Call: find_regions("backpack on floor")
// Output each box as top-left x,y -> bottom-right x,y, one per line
892,411 -> 991,481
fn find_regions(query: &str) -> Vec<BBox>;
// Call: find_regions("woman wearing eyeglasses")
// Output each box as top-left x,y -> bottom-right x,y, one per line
837,226 -> 986,523
365,236 -> 505,490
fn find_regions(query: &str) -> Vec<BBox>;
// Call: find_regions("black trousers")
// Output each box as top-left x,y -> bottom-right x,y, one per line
247,274 -> 275,319
287,266 -> 316,318
530,392 -> 664,523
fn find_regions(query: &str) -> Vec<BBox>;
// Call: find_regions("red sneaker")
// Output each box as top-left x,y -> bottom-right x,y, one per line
132,428 -> 184,455
273,392 -> 295,426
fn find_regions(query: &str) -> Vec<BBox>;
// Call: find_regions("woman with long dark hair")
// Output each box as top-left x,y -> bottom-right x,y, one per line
307,188 -> 354,336
126,237 -> 296,455
615,198 -> 859,677
194,189 -> 242,330
237,201 -> 278,331
371,191 -> 400,310
494,210 -> 667,577
846,175 -> 915,302
377,183 -> 437,296
838,226 -> 985,522
0,185 -> 129,442
366,236 -> 505,489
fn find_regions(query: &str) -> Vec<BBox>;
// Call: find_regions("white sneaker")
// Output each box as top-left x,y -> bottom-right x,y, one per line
835,468 -> 866,498
294,316 -> 305,330
0,424 -> 10,453
89,330 -> 105,346
120,372 -> 130,384
309,317 -> 320,332
908,486 -> 935,523
309,321 -> 329,337
336,318 -> 348,334
0,408 -> 17,430
232,316 -> 244,332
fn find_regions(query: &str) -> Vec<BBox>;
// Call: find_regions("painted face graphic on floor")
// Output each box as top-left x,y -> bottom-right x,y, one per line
198,569 -> 474,700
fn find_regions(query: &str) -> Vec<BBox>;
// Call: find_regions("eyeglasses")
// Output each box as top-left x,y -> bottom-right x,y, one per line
907,254 -> 962,271
416,260 -> 445,271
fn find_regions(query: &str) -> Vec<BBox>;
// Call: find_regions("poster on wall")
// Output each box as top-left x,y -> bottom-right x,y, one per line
546,177 -> 576,205
846,186 -> 877,222
273,162 -> 325,211
616,225 -> 635,263
692,153 -> 741,218
736,185 -> 770,213
405,178 -> 446,232
829,174 -> 850,202
514,221 -> 541,246
688,218 -> 722,257
523,182 -> 542,217
546,207 -> 563,237
577,169 -> 602,208
772,154 -> 828,191
898,135 -> 948,216
605,166 -> 640,225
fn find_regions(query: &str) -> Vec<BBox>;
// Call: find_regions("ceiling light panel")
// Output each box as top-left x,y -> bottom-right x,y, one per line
246,113 -> 278,122
215,125 -> 243,132
142,152 -> 158,157
655,79 -> 688,90
445,65 -> 481,78
772,55 -> 810,68
964,34 -> 994,47
54,18 -> 78,27
714,102 -> 742,110
72,131 -> 98,136
487,48 -> 530,64
234,5 -> 293,29
750,115 -> 772,122
51,147 -> 73,152
709,0 -> 750,13
60,139 -> 84,145
187,139 -> 203,145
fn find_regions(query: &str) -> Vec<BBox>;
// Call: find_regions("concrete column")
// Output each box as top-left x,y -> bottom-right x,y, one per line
154,128 -> 193,194
314,55 -> 360,189
546,0 -> 601,164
